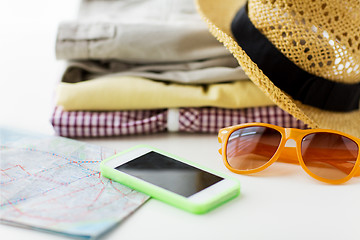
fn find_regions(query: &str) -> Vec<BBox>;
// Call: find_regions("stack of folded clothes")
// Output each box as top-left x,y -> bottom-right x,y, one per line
52,0 -> 307,138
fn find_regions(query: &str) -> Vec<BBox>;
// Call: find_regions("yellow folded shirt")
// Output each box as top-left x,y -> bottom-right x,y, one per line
56,76 -> 274,111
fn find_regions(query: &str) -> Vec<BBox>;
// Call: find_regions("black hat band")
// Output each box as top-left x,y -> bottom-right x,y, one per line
231,4 -> 360,112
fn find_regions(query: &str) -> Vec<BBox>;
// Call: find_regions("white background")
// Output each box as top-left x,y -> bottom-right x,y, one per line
1,1 -> 360,240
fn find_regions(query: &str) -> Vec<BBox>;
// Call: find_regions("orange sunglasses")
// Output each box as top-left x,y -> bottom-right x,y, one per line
218,123 -> 360,184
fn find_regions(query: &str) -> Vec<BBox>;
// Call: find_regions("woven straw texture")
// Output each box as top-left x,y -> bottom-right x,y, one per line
196,0 -> 360,138
248,0 -> 360,83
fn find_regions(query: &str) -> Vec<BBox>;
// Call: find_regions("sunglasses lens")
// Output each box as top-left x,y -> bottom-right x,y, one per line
226,126 -> 282,171
301,133 -> 359,180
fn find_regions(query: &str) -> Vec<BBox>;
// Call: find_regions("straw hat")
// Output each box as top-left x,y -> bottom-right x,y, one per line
196,0 -> 360,137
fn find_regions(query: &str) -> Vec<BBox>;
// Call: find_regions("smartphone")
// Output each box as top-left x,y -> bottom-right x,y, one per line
100,145 -> 240,214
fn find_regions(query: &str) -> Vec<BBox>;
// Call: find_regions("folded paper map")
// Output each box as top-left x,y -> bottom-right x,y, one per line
0,128 -> 149,239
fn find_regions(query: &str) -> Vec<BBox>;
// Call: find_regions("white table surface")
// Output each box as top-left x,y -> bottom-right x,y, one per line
1,1 -> 359,240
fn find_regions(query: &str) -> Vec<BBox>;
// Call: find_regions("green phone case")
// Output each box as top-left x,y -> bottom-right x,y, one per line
100,145 -> 240,214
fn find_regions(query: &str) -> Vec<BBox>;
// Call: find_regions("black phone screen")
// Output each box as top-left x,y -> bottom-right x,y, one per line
115,151 -> 223,197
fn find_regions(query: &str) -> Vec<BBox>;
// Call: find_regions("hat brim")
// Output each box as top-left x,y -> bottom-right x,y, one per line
196,0 -> 360,138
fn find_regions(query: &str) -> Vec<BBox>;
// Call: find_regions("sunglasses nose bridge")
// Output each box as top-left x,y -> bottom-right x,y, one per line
278,128 -> 302,164
284,128 -> 303,142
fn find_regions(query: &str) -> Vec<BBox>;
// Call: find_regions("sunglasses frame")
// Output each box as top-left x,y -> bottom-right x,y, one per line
218,122 -> 360,184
